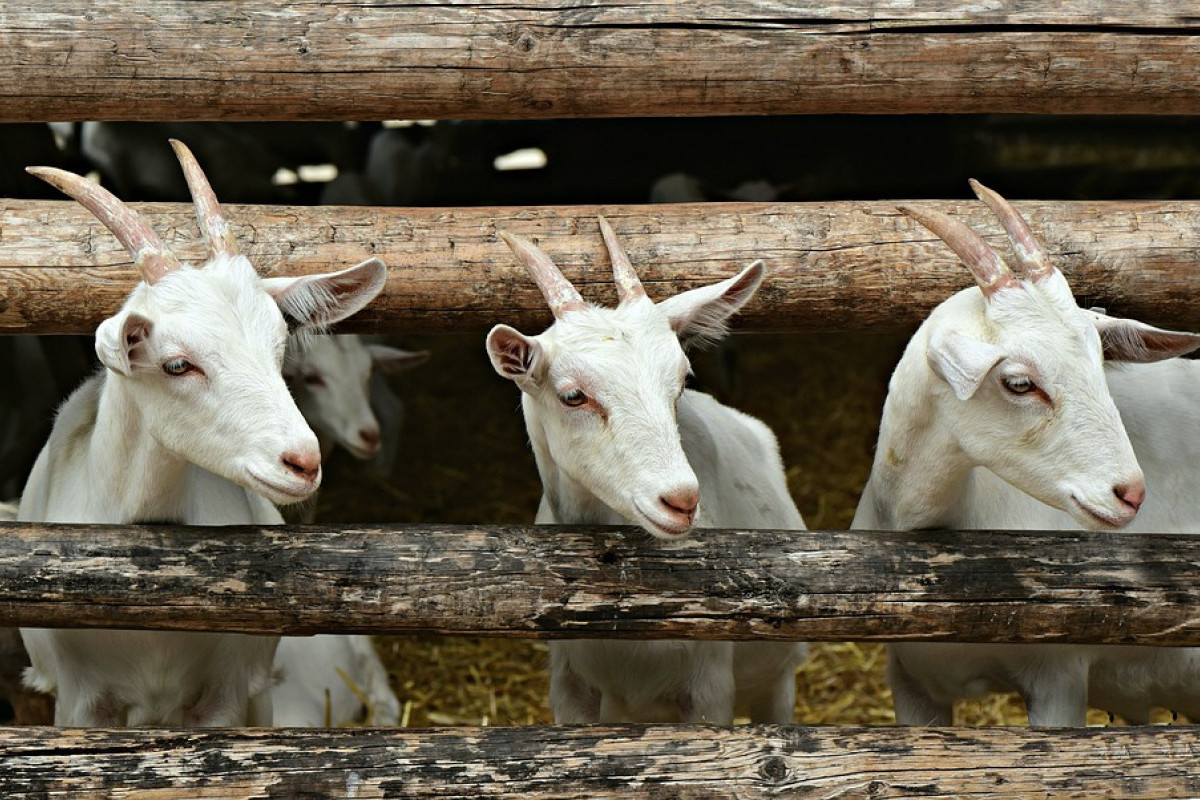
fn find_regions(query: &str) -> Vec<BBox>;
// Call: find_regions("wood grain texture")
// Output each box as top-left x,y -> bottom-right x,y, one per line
4,2 -> 1200,120
2,724 -> 1199,798
3,521 -> 1200,645
4,199 -> 1200,334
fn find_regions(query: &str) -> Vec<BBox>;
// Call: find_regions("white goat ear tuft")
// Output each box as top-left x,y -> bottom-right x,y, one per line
95,311 -> 153,377
486,325 -> 541,384
263,257 -> 387,332
1086,311 -> 1200,363
926,328 -> 1005,401
367,344 -> 431,374
657,260 -> 765,346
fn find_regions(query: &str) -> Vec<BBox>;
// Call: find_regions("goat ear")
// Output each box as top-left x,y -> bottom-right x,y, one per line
486,325 -> 542,386
1085,310 -> 1200,363
95,311 -> 154,377
262,257 -> 387,331
927,328 -> 1006,401
657,260 -> 765,343
367,344 -> 431,375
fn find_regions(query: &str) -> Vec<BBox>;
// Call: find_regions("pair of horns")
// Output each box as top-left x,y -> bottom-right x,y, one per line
27,139 -> 239,285
498,216 -> 646,319
899,179 -> 1054,299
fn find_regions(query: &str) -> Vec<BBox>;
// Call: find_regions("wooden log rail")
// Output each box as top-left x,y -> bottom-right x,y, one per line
5,2 -> 1200,121
4,521 -> 1200,645
5,199 -> 1200,335
3,724 -> 1199,799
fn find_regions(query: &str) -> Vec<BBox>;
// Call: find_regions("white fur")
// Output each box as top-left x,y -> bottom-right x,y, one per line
18,251 -> 385,727
271,635 -> 400,727
855,274 -> 1200,726
488,255 -> 806,725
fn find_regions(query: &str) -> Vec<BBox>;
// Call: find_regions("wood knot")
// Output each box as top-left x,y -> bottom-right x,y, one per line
516,32 -> 537,52
760,756 -> 788,783
599,550 -> 620,565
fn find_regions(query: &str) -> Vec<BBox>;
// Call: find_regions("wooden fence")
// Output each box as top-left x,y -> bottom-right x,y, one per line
5,1 -> 1200,798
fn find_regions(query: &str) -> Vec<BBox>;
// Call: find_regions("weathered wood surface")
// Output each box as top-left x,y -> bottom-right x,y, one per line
4,521 -> 1200,645
5,199 -> 1200,335
3,724 -> 1199,799
5,2 -> 1200,121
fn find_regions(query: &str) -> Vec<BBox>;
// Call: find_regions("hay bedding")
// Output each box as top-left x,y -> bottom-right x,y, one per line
318,330 -> 1176,728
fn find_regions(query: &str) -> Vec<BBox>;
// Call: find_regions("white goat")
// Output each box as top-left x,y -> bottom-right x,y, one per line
854,181 -> 1200,726
271,634 -> 401,727
17,140 -> 387,727
486,218 -> 807,724
285,334 -> 428,462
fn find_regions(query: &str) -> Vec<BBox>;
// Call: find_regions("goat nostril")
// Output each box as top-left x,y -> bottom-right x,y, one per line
359,429 -> 381,448
1114,482 -> 1145,512
282,451 -> 321,481
659,489 -> 699,518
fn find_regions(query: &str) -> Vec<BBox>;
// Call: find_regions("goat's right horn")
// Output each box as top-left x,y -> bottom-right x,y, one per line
26,166 -> 181,285
169,139 -> 241,263
498,230 -> 587,319
969,179 -> 1054,282
598,216 -> 646,305
898,203 -> 1017,300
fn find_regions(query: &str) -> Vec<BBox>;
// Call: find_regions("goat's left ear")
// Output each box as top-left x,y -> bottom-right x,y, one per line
486,324 -> 542,389
95,311 -> 154,376
1086,310 -> 1200,363
657,260 -> 765,343
367,344 -> 431,374
263,257 -> 388,331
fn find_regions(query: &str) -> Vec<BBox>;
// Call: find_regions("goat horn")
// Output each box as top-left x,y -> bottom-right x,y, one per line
498,231 -> 587,319
169,139 -> 241,263
26,166 -> 181,285
969,179 -> 1054,282
598,216 -> 646,305
898,203 -> 1018,300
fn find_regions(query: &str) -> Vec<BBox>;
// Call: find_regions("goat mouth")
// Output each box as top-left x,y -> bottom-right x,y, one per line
632,500 -> 693,539
247,471 -> 318,502
1069,495 -> 1131,530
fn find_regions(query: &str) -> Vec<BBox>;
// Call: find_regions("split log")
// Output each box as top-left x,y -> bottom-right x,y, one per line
4,199 -> 1200,335
2,723 -> 1199,799
3,521 -> 1200,645
5,2 -> 1200,121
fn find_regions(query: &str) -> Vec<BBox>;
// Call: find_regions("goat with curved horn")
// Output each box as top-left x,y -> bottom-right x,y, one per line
969,179 -> 1054,281
26,166 -> 181,285
898,203 -> 1017,299
498,230 -> 587,318
598,216 -> 646,304
169,138 -> 240,261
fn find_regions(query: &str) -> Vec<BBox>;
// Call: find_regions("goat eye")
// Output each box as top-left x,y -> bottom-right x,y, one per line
162,358 -> 195,377
304,373 -> 326,387
1002,376 -> 1036,395
559,388 -> 588,407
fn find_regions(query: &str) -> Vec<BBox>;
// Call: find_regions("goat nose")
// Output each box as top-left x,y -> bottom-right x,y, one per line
282,450 -> 321,482
358,428 -> 381,450
659,488 -> 700,520
1114,481 -> 1145,512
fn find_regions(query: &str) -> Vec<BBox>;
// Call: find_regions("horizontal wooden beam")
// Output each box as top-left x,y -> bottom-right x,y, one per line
3,724 -> 1199,798
4,522 -> 1200,644
6,2 -> 1200,120
4,199 -> 1200,335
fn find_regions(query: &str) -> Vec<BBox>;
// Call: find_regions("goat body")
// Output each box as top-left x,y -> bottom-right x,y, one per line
272,634 -> 401,727
488,220 -> 806,724
17,142 -> 386,727
858,183 -> 1200,726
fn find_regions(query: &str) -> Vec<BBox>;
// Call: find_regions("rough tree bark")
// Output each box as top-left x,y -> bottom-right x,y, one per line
2,521 -> 1199,645
3,2 -> 1200,120
3,199 -> 1200,334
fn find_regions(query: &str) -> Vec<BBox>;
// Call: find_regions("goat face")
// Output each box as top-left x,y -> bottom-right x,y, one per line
286,335 -> 428,461
487,219 -> 764,539
925,274 -> 1145,530
32,140 -> 387,506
